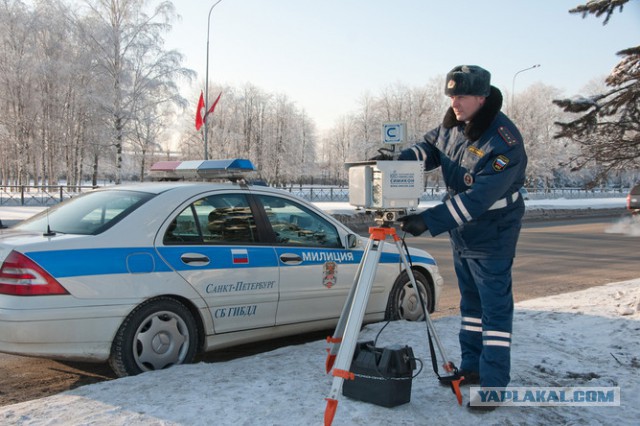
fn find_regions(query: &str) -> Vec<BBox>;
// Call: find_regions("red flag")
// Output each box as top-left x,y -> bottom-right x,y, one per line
206,91 -> 222,117
195,91 -> 205,130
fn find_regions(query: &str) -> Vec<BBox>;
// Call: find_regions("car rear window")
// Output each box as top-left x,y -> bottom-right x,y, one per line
631,184 -> 640,195
15,190 -> 154,235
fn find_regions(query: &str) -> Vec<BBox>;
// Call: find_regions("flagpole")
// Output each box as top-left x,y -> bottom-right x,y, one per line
204,0 -> 223,161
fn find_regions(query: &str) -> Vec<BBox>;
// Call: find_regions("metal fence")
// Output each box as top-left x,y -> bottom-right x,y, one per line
0,185 -> 629,207
0,185 -> 98,206
284,186 -> 628,202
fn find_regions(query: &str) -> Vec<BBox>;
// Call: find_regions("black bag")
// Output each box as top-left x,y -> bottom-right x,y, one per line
342,341 -> 416,407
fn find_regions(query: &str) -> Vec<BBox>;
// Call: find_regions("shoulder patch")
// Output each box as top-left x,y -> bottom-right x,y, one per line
492,155 -> 510,172
498,126 -> 518,146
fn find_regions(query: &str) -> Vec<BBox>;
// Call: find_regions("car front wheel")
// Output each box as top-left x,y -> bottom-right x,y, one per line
385,269 -> 434,321
109,297 -> 198,377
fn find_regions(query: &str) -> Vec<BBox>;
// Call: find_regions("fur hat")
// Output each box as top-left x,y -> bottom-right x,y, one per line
444,65 -> 491,97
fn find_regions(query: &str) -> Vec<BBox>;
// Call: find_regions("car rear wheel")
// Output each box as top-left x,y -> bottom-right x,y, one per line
385,269 -> 434,321
109,297 -> 198,377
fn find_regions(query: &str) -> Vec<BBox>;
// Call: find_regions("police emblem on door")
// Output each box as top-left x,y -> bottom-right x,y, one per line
323,261 -> 337,288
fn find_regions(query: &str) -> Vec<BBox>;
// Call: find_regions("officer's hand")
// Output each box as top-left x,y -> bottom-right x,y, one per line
397,214 -> 428,236
369,148 -> 394,161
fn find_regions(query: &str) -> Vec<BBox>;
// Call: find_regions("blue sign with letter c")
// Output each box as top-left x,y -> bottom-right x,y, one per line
382,122 -> 405,144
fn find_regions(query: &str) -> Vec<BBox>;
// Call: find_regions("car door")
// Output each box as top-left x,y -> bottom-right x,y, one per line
253,194 -> 361,325
156,192 -> 279,334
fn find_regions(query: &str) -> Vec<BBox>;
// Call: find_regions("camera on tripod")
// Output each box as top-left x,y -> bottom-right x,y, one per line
345,122 -> 424,225
346,160 -> 424,224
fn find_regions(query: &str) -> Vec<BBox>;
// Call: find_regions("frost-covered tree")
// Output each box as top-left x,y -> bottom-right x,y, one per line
179,83 -> 316,185
0,0 -> 38,186
75,0 -> 191,184
320,79 -> 447,184
512,83 -> 581,189
553,0 -> 639,186
0,0 -> 192,186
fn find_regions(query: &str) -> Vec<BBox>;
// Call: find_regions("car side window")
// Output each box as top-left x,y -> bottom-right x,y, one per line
164,194 -> 257,245
164,205 -> 201,243
256,194 -> 341,248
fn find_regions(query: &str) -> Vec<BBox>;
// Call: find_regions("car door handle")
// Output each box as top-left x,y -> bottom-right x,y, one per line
279,253 -> 302,265
180,253 -> 210,266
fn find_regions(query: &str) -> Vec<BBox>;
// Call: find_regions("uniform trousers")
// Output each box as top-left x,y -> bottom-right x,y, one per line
453,251 -> 514,387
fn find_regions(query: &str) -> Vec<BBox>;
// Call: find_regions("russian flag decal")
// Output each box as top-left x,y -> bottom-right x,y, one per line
232,249 -> 249,264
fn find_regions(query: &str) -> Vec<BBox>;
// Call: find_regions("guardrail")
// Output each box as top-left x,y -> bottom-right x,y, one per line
0,185 -> 629,206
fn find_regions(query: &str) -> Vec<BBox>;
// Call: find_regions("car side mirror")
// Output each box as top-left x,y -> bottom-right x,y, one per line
346,233 -> 358,248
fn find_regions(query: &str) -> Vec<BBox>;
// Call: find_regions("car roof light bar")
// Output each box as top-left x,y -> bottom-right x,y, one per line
149,161 -> 183,180
149,158 -> 256,181
176,160 -> 205,178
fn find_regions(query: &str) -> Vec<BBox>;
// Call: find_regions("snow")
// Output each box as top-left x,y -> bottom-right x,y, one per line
0,198 -> 638,425
0,279 -> 638,426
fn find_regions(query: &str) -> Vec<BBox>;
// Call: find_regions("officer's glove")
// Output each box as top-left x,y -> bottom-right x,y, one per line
397,214 -> 428,236
369,148 -> 394,161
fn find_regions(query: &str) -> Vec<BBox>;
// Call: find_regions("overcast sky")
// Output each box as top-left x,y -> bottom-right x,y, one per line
164,0 -> 640,131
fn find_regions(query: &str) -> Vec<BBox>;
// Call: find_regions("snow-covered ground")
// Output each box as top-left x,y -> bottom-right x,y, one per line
0,279 -> 637,425
0,198 -> 637,425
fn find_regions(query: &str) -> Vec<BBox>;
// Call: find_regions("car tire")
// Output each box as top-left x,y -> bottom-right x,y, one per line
385,269 -> 434,321
109,297 -> 198,377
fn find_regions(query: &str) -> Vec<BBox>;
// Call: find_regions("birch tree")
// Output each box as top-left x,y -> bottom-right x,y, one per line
76,0 -> 190,184
0,0 -> 37,186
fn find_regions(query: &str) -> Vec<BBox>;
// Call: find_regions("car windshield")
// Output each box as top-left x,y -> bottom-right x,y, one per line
15,190 -> 154,235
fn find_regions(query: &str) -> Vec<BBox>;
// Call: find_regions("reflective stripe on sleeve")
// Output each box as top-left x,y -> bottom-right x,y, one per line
452,194 -> 472,222
445,199 -> 464,226
411,145 -> 427,161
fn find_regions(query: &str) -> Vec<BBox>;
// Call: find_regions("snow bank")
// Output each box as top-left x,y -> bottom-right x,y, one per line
1,279 -> 638,425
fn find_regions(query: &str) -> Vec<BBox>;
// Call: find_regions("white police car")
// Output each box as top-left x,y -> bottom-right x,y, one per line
0,159 -> 443,377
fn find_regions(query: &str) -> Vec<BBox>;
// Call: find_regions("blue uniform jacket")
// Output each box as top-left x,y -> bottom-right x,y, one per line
399,87 -> 527,258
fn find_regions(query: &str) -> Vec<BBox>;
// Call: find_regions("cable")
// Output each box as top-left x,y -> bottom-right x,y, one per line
373,319 -> 390,347
400,231 -> 414,268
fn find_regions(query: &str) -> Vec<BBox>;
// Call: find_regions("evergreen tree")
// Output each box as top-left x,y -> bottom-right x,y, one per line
553,0 -> 639,185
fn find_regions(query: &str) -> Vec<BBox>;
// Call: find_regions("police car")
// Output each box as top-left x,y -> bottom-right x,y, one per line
0,159 -> 443,377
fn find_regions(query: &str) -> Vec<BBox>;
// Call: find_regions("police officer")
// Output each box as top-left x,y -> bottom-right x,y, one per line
397,65 -> 527,404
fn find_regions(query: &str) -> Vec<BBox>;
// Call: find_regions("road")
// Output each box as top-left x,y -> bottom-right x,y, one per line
408,215 -> 640,318
0,216 -> 638,406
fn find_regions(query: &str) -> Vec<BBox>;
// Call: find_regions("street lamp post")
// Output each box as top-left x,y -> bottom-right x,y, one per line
510,64 -> 540,115
204,0 -> 224,160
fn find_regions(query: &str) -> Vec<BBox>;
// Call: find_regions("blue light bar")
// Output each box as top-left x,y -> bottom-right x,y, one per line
196,159 -> 256,179
149,158 -> 256,181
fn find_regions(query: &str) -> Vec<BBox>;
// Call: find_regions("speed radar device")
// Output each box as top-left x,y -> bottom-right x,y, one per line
346,160 -> 423,222
324,181 -> 463,425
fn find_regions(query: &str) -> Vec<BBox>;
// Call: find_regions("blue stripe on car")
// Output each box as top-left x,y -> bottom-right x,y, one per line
24,246 -> 434,278
26,248 -> 173,278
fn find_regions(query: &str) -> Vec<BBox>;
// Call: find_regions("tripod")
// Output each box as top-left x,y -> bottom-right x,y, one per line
323,224 -> 463,426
